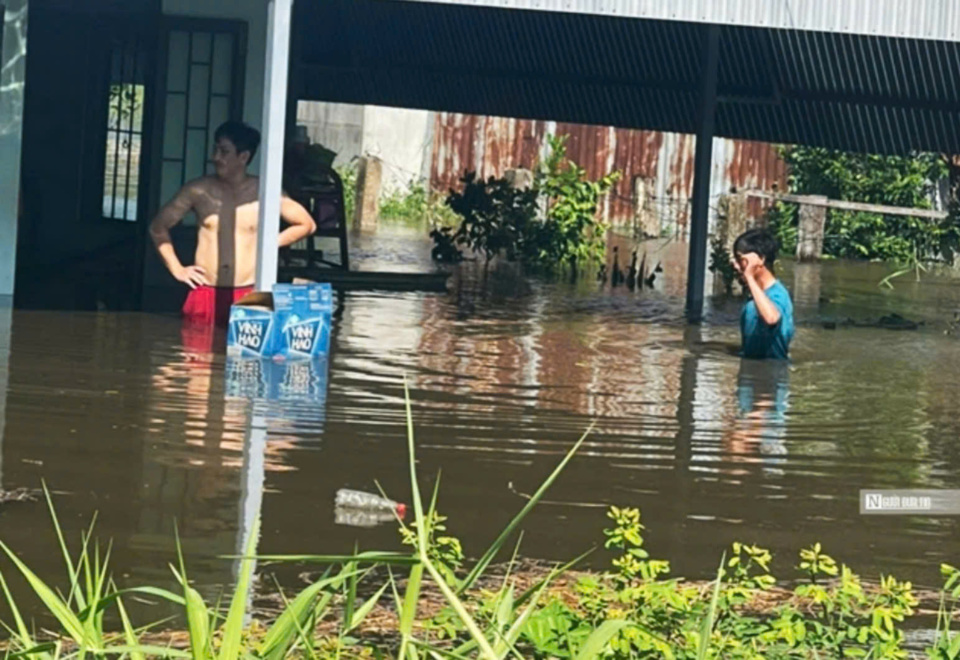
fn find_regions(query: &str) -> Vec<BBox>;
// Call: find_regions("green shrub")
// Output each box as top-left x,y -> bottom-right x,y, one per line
432,134 -> 621,272
770,146 -> 955,263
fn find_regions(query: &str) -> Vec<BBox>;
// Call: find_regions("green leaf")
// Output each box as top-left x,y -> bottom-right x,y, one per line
346,581 -> 390,632
572,620 -> 630,660
218,516 -> 260,660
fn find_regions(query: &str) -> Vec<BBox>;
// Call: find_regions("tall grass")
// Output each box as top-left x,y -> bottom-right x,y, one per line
0,386 -> 608,659
4,389 -> 947,659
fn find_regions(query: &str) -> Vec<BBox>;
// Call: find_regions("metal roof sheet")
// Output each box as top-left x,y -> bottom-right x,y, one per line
394,0 -> 960,43
297,0 -> 960,154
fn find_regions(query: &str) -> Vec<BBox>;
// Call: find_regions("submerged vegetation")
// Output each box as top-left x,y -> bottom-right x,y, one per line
3,392 -> 960,659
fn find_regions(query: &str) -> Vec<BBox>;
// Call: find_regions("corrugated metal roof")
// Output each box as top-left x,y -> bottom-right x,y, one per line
394,0 -> 960,43
297,0 -> 960,155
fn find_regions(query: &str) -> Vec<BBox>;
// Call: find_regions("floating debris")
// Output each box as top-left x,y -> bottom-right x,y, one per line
334,507 -> 397,528
0,488 -> 41,505
822,313 -> 922,331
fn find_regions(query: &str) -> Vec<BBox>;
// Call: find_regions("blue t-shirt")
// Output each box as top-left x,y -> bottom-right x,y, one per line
740,280 -> 794,360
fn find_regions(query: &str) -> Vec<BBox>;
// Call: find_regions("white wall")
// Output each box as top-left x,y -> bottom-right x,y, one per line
360,106 -> 433,194
297,101 -> 364,167
162,0 -> 267,171
0,0 -> 28,298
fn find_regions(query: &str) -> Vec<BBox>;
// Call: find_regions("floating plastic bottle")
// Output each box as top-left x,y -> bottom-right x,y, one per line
334,508 -> 397,528
334,489 -> 407,518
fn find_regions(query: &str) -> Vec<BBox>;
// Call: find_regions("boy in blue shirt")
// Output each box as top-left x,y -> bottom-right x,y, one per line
730,228 -> 795,360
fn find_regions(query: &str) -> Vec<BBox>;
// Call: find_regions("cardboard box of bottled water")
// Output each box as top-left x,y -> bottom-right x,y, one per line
226,291 -> 278,358
227,283 -> 333,359
272,283 -> 334,359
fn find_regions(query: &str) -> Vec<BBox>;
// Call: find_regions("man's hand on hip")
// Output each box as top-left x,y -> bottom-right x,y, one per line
176,265 -> 210,289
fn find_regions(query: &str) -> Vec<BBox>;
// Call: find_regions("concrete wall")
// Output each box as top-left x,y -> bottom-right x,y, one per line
296,101 -> 363,167
296,101 -> 433,194
359,105 -> 432,194
0,0 -> 28,299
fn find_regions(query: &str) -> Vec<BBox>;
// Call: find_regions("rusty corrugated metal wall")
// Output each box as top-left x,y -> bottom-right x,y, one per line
430,112 -> 787,235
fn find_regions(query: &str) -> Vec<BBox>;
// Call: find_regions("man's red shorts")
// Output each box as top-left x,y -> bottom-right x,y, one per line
182,285 -> 255,326
181,285 -> 254,355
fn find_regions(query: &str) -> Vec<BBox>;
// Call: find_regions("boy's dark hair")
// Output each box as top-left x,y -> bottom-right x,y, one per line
214,121 -> 261,161
733,228 -> 779,270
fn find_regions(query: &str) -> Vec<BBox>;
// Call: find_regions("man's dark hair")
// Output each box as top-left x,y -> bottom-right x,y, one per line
214,121 -> 261,161
733,228 -> 779,270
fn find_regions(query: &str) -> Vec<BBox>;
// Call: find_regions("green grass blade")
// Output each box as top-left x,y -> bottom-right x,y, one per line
0,540 -> 100,651
218,516 -> 260,660
113,586 -> 186,607
41,484 -> 85,612
398,563 -> 424,660
264,578 -> 319,660
4,643 -> 58,660
346,582 -> 389,632
572,620 -> 630,660
515,547 -> 594,608
494,585 -> 515,634
0,570 -> 39,656
175,529 -> 212,660
115,595 -> 144,660
342,557 -> 358,633
409,639 -> 473,660
460,424 -> 593,593
696,553 -> 726,660
403,379 -> 427,553
258,568 -> 351,660
387,567 -> 403,613
422,555 -> 498,660
495,574 -> 552,659
101,646 -> 192,658
255,552 -> 418,566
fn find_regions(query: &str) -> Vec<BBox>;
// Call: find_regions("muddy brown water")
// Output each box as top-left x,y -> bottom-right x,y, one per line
1,229 -> 960,627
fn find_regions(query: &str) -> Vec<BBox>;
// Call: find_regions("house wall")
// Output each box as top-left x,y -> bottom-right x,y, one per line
0,0 -> 28,300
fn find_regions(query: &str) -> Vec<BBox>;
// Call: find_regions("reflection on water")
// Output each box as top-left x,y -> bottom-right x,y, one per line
727,359 -> 790,477
1,234 -> 960,624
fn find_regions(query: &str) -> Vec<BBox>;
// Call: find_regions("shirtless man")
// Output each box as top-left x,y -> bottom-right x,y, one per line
149,121 -> 315,326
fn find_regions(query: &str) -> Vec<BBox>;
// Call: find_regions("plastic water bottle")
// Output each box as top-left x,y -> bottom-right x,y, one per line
335,508 -> 397,528
334,489 -> 407,518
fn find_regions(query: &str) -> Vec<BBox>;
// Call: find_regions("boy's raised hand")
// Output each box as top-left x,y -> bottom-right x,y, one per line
740,253 -> 765,280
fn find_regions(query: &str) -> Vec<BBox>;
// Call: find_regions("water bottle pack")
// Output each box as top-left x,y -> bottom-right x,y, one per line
228,283 -> 334,359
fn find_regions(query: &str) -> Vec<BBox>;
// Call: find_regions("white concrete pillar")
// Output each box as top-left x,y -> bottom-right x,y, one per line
255,0 -> 293,291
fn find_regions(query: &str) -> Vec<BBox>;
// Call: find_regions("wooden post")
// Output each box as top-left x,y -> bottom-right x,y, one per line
796,195 -> 828,262
634,177 -> 659,239
504,167 -> 533,190
354,155 -> 382,232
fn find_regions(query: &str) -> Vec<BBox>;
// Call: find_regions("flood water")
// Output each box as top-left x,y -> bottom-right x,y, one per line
2,226 -> 960,624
